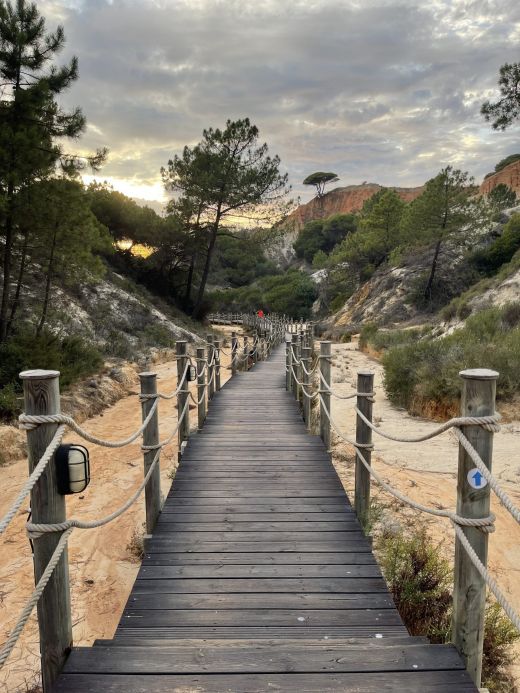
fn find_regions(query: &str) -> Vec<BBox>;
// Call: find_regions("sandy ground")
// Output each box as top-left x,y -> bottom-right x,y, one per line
0,338 -> 234,693
328,339 -> 520,686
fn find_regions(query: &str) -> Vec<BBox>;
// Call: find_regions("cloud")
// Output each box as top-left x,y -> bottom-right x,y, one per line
40,0 -> 520,203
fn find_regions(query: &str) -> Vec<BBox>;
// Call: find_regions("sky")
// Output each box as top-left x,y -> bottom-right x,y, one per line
41,0 -> 520,208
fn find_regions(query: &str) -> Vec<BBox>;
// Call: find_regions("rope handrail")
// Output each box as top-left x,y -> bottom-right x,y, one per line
317,391 -> 520,631
354,406 -> 501,441
0,311 -> 289,675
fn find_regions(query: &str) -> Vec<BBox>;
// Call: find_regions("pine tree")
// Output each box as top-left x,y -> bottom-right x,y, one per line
0,0 -> 105,340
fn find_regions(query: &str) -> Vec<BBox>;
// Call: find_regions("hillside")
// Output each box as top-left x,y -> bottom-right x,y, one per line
289,183 -> 423,229
327,206 -> 520,331
268,183 -> 423,265
480,158 -> 520,197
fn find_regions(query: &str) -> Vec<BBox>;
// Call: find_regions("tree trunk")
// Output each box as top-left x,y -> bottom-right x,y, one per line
424,239 -> 442,301
36,227 -> 57,336
6,227 -> 30,336
184,252 -> 196,309
0,185 -> 16,342
192,209 -> 221,319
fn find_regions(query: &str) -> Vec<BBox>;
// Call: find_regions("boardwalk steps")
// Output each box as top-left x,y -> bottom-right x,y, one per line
53,347 -> 477,692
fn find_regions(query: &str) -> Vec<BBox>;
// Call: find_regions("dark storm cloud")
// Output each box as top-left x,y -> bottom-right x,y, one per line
41,0 -> 520,201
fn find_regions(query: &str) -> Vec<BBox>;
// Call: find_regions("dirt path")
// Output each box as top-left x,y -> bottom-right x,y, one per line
0,341 -> 233,693
329,339 -> 520,685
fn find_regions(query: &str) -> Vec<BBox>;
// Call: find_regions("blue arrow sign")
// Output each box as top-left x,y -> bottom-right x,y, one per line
467,467 -> 488,490
472,471 -> 483,487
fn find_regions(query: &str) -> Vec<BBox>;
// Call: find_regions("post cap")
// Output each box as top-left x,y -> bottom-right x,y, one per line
358,370 -> 375,377
460,368 -> 499,380
139,371 -> 157,379
20,369 -> 60,380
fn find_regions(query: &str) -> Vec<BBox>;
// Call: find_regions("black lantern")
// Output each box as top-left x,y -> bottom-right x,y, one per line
186,365 -> 197,382
56,444 -> 90,495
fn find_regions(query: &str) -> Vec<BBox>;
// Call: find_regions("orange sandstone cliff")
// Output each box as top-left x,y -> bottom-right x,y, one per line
286,183 -> 424,231
480,160 -> 520,197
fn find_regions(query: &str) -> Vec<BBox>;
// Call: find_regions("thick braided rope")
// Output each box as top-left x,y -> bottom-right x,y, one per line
319,373 -> 375,401
0,425 -> 67,537
19,397 -> 159,448
300,357 -> 320,376
319,395 -> 373,449
353,441 -> 495,531
452,522 -> 520,631
355,407 -> 501,441
141,397 -> 191,451
453,427 -> 520,526
140,362 -> 192,401
0,527 -> 74,669
352,440 -> 519,628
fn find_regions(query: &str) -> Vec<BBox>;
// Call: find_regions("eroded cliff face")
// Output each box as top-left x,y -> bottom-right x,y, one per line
267,183 -> 423,266
480,160 -> 520,196
288,183 -> 423,230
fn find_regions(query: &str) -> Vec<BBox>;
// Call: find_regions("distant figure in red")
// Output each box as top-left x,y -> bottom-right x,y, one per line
257,310 -> 264,318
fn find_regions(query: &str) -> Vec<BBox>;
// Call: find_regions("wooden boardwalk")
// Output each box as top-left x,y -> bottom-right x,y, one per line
54,347 -> 477,692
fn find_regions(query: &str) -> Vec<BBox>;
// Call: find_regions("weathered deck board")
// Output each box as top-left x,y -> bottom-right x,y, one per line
53,345 -> 477,692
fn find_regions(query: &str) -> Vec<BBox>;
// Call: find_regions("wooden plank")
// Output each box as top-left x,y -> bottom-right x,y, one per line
142,552 -> 376,565
63,643 -> 464,674
154,522 -> 360,532
118,609 -> 404,627
114,626 -> 410,639
53,671 -> 478,692
131,577 -> 388,594
137,564 -> 382,578
144,541 -> 371,553
125,593 -> 395,610
157,512 -> 356,521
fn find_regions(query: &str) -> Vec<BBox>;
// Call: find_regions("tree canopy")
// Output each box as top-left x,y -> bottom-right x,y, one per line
162,118 -> 290,317
0,0 -> 106,340
481,63 -> 520,130
303,171 -> 339,198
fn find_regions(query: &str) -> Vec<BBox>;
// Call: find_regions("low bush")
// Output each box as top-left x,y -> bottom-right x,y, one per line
382,303 -> 520,413
0,331 -> 103,420
375,526 -> 519,691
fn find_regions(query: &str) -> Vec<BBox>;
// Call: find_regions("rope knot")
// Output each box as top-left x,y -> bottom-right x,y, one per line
18,414 -> 69,431
451,512 -> 496,534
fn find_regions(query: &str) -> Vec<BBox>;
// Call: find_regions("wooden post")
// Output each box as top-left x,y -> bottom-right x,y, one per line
20,369 -> 72,692
319,341 -> 331,450
296,333 -> 302,404
214,340 -> 221,391
302,346 -> 311,430
196,347 -> 206,431
231,331 -> 238,376
291,334 -> 298,398
139,372 -> 161,534
285,336 -> 291,391
355,371 -> 374,530
243,335 -> 249,372
252,333 -> 258,364
176,341 -> 189,456
206,334 -> 215,399
452,368 -> 498,687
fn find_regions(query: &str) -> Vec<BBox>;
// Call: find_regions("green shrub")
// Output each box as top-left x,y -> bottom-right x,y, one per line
376,528 -> 452,642
482,602 -> 520,692
470,214 -> 520,276
359,322 -> 379,349
382,303 -> 520,413
376,527 -> 519,691
0,383 -> 19,420
139,322 -> 175,348
0,331 -> 103,419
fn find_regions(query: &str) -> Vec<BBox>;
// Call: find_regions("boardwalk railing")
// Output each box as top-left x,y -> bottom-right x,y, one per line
286,325 -> 520,690
0,314 -> 287,691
